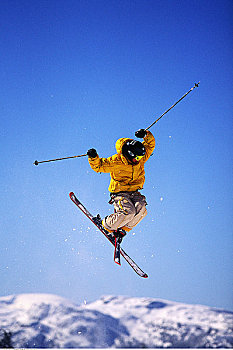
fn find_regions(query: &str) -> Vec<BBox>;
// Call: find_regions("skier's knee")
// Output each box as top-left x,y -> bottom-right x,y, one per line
141,205 -> 147,217
123,206 -> 147,231
103,211 -> 135,232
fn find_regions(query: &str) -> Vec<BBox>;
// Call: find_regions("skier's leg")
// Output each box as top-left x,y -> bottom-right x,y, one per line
122,206 -> 147,231
102,194 -> 136,232
122,192 -> 148,231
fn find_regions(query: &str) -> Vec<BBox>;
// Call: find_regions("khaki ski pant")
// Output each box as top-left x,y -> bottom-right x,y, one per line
103,191 -> 147,232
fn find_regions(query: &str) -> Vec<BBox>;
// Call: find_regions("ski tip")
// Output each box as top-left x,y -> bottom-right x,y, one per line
114,259 -> 121,266
69,192 -> 74,198
143,273 -> 149,278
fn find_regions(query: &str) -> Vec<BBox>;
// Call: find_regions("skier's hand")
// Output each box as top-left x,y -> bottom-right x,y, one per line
135,129 -> 147,138
87,148 -> 98,158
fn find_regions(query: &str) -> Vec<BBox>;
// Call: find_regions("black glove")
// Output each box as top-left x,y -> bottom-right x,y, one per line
87,148 -> 98,158
135,129 -> 147,138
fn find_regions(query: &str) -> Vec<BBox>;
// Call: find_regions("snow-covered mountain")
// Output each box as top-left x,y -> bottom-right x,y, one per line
0,294 -> 232,348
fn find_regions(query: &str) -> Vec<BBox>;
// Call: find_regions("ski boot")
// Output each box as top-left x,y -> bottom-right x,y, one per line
113,228 -> 127,244
92,214 -> 102,228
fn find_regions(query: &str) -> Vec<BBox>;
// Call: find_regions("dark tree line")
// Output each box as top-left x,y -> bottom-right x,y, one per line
0,329 -> 13,348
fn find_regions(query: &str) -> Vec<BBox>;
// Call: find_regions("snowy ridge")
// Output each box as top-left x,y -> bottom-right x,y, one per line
0,293 -> 232,348
86,295 -> 233,348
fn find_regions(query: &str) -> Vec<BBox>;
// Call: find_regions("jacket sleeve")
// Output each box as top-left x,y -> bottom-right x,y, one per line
88,155 -> 115,173
142,130 -> 155,162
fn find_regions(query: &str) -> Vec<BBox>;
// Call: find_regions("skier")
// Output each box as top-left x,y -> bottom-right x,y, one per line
87,129 -> 155,241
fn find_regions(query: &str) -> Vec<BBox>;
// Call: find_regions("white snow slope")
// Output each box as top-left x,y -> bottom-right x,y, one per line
0,294 -> 232,348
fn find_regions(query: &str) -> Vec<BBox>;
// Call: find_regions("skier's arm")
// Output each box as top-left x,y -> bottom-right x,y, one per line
135,129 -> 155,162
87,149 -> 114,173
143,131 -> 155,162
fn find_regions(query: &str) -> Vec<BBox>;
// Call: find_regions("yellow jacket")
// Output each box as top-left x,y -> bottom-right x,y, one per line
88,131 -> 155,193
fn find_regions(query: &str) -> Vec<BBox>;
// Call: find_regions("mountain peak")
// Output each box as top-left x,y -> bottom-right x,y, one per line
0,293 -> 232,348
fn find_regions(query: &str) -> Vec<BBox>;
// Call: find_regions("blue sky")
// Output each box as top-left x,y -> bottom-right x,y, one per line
1,0 -> 232,310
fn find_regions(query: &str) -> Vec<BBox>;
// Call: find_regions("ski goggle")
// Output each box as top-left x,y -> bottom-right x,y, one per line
132,155 -> 144,163
134,155 -> 144,161
127,149 -> 145,162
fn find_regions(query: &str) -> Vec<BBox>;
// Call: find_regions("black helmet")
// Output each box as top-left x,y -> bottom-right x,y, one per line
122,140 -> 146,163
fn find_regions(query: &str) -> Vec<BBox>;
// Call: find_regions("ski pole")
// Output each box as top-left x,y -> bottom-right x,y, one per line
146,82 -> 200,130
34,154 -> 87,166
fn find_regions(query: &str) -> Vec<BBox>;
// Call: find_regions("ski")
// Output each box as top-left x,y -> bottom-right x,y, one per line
114,238 -> 121,265
69,192 -> 148,278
